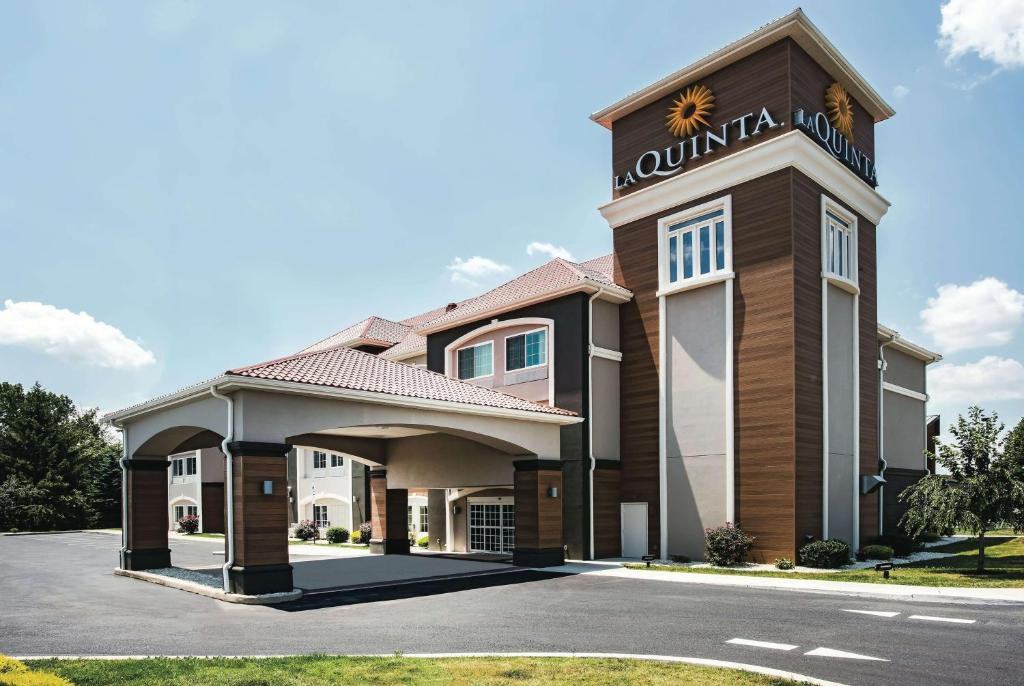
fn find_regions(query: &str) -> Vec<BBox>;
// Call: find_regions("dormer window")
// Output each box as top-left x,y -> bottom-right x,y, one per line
457,341 -> 493,380
505,329 -> 547,371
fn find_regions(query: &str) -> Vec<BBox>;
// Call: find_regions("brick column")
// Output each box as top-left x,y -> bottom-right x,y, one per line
121,458 -> 171,570
227,441 -> 292,595
368,469 -> 410,554
513,459 -> 564,567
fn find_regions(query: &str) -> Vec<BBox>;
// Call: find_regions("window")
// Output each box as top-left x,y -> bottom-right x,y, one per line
171,455 -> 196,478
824,209 -> 855,281
313,504 -> 329,528
420,506 -> 429,533
330,453 -> 344,468
457,341 -> 493,380
173,504 -> 197,521
312,450 -> 327,470
506,329 -> 547,371
663,201 -> 730,289
408,506 -> 413,530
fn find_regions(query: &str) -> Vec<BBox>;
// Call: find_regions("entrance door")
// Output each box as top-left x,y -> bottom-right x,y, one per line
469,501 -> 515,554
620,502 -> 648,558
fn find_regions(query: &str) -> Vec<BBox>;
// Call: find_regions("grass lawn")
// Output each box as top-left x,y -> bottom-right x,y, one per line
186,533 -> 224,539
626,536 -> 1024,588
22,656 -> 799,686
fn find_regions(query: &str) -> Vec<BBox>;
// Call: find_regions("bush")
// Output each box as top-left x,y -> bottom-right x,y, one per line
917,531 -> 942,543
325,526 -> 350,544
868,534 -> 915,557
799,539 -> 851,568
416,534 -> 429,548
294,520 -> 318,541
0,671 -> 74,685
703,523 -> 755,566
857,544 -> 894,561
0,656 -> 27,674
176,514 -> 199,535
349,530 -> 361,544
359,521 -> 372,542
774,557 -> 795,570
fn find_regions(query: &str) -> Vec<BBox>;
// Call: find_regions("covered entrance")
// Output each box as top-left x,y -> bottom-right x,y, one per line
107,345 -> 579,596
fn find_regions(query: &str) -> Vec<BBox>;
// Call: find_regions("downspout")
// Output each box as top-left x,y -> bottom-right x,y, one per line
587,288 -> 607,560
877,332 -> 899,536
210,385 -> 235,593
118,423 -> 128,566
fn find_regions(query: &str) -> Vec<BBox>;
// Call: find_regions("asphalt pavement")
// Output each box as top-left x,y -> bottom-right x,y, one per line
1,531 -> 1022,686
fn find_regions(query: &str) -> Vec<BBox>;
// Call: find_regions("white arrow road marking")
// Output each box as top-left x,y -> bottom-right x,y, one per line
727,638 -> 799,651
841,609 -> 900,617
804,647 -> 889,661
908,615 -> 976,624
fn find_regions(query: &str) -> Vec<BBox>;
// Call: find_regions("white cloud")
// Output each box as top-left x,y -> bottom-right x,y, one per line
939,0 -> 1024,68
526,241 -> 576,262
0,300 -> 156,369
892,84 -> 910,98
930,355 -> 1024,405
446,256 -> 512,288
920,278 -> 1024,353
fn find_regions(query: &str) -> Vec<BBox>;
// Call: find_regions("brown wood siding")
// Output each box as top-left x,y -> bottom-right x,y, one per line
731,170 -> 798,562
789,42 -> 875,162
791,172 -> 825,544
231,455 -> 289,567
370,475 -> 387,541
593,467 -> 621,558
858,215 -> 879,546
385,489 -> 409,541
611,39 -> 791,198
514,469 -> 563,549
201,482 -> 225,534
127,467 -> 168,549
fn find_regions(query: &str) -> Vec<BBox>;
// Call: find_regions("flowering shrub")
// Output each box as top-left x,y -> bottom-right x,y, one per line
325,526 -> 350,544
294,519 -> 318,541
359,521 -> 372,543
176,514 -> 199,535
704,522 -> 755,566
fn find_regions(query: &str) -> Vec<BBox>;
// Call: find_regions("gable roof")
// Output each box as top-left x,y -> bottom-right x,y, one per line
415,255 -> 630,334
590,9 -> 894,130
302,316 -> 410,353
228,344 -> 576,416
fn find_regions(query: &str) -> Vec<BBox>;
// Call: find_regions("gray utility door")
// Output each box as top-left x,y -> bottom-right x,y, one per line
620,502 -> 649,558
469,501 -> 515,554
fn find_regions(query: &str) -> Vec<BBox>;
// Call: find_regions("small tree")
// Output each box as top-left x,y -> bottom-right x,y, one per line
899,407 -> 1023,572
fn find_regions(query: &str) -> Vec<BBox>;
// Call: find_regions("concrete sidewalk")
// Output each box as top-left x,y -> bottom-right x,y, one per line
547,561 -> 1024,604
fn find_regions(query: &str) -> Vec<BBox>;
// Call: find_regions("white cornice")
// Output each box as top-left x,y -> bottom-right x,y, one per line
882,381 -> 928,402
590,9 -> 894,129
597,131 -> 891,228
877,324 -> 943,363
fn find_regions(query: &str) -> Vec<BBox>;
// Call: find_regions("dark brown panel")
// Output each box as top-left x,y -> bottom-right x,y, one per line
127,467 -> 168,550
611,39 -> 791,197
385,489 -> 410,541
231,454 -> 290,567
593,467 -> 621,558
201,482 -> 226,534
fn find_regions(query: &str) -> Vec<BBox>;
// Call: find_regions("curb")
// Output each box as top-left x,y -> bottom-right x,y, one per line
113,569 -> 302,605
12,652 -> 846,686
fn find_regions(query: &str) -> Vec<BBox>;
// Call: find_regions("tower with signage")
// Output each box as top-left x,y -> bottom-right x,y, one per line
593,10 -> 892,561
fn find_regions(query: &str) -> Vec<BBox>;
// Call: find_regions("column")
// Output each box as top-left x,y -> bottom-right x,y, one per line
121,458 -> 171,570
592,460 -> 622,559
426,488 -> 447,551
513,459 -> 564,567
369,469 -> 410,554
227,441 -> 293,595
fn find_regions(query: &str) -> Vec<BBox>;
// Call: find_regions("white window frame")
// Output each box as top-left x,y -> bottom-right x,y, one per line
312,450 -> 328,471
503,327 -> 549,373
456,340 -> 494,381
657,195 -> 733,297
330,453 -> 345,469
313,504 -> 329,528
420,506 -> 429,533
821,197 -> 858,293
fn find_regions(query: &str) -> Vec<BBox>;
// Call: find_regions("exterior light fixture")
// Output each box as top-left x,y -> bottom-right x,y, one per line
262,480 -> 273,495
875,562 -> 894,579
547,486 -> 558,498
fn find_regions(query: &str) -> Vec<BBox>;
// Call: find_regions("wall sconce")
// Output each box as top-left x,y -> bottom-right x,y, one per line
547,486 -> 558,498
262,480 -> 273,495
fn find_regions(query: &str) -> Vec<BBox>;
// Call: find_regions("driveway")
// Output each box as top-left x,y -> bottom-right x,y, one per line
2,531 -> 1023,686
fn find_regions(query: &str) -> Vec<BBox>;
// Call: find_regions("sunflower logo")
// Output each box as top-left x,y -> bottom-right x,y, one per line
665,84 -> 715,138
825,82 -> 854,143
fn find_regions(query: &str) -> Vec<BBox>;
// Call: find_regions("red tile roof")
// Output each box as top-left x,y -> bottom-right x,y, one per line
303,316 -> 410,353
228,345 -> 576,416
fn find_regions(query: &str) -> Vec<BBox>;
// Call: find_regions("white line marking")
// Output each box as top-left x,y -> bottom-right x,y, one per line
841,609 -> 900,618
805,647 -> 888,661
908,615 -> 976,624
727,638 -> 799,651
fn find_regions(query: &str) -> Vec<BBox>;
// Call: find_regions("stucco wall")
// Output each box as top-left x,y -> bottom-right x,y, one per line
883,391 -> 927,471
826,285 -> 855,545
444,321 -> 552,404
383,433 -> 520,489
884,348 -> 926,393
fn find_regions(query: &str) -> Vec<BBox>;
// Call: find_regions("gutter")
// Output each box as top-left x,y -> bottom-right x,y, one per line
209,385 -> 235,593
586,288 -> 608,560
877,330 -> 900,537
118,424 -> 129,564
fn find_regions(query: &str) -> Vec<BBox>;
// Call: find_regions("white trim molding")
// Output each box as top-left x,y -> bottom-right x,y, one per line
590,345 -> 622,362
598,131 -> 890,229
882,382 -> 928,402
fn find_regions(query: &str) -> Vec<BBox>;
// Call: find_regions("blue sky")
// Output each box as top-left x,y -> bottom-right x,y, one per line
1,0 -> 1023,436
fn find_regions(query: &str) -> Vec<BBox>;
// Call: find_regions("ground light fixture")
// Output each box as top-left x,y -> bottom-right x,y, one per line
875,562 -> 894,579
642,554 -> 656,568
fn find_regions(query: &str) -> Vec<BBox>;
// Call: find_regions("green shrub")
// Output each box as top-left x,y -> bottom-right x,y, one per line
669,554 -> 691,563
416,534 -> 429,548
294,520 -> 318,542
868,534 -> 915,557
917,531 -> 942,543
0,656 -> 27,674
349,530 -> 361,544
703,523 -> 755,566
7,528 -> 17,534
799,539 -> 850,568
857,544 -> 894,561
325,526 -> 350,544
774,557 -> 795,570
